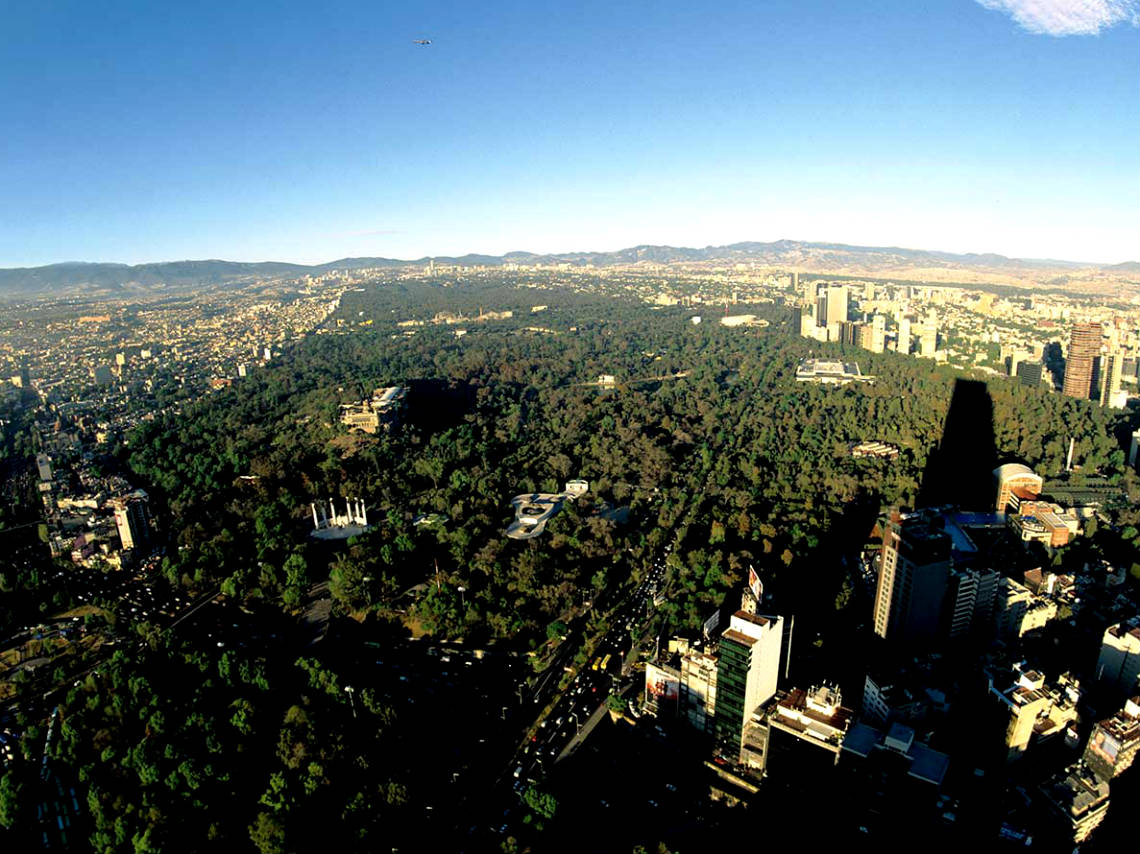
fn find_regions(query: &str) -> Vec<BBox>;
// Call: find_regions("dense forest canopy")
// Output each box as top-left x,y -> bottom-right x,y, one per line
126,276 -> 1138,643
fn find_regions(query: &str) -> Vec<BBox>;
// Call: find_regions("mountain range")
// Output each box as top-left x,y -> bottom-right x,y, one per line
1,240 -> 1136,298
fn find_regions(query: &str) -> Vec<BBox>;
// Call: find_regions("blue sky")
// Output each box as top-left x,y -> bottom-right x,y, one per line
1,0 -> 1137,266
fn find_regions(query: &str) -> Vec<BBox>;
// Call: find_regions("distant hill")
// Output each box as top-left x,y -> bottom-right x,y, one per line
0,259 -> 313,298
1,240 -> 1136,298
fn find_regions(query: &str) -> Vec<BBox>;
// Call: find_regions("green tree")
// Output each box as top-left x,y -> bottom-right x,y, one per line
521,786 -> 558,820
0,770 -> 25,829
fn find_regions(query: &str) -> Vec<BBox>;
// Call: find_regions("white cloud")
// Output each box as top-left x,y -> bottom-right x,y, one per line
975,0 -> 1139,35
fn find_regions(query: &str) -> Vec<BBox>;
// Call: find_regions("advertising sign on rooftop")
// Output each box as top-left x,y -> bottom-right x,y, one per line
748,566 -> 763,602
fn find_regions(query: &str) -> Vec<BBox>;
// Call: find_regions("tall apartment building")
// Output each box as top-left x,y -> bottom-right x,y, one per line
741,683 -> 853,778
861,314 -> 885,354
873,513 -> 952,645
944,567 -> 998,640
817,285 -> 849,327
918,319 -> 938,357
1096,621 -> 1140,697
1082,696 -> 1140,781
1098,350 -> 1124,408
680,647 -> 719,736
988,663 -> 1080,762
713,611 -> 783,759
111,490 -> 153,553
897,317 -> 911,355
1015,360 -> 1044,388
1062,321 -> 1102,400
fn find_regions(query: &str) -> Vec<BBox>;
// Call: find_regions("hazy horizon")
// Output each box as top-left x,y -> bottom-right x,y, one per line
4,233 -> 1137,272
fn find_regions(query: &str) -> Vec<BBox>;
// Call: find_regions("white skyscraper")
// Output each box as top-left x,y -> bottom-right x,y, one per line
871,314 -> 886,354
919,318 -> 938,357
898,318 -> 912,355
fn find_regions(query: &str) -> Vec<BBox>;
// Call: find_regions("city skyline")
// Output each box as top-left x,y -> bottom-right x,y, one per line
2,1 -> 1137,267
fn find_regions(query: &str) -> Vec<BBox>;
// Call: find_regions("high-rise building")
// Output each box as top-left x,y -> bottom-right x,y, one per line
1129,428 -> 1140,470
1098,350 -> 1124,408
713,610 -> 783,759
800,277 -> 816,310
680,647 -> 719,736
112,490 -> 153,553
1082,697 -> 1140,782
1096,622 -> 1140,698
740,683 -> 853,778
872,512 -> 951,645
798,309 -> 816,338
944,567 -> 998,640
1062,322 -> 1102,400
872,313 -> 885,353
988,663 -> 1080,762
897,317 -> 911,355
1015,361 -> 1044,388
817,285 -> 848,327
918,319 -> 937,357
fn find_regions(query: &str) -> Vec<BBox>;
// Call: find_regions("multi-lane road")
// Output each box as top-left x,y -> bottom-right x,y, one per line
478,548 -> 671,839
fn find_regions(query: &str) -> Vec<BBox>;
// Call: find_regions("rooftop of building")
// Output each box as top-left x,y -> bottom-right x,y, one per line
721,629 -> 759,648
1098,700 -> 1140,746
840,722 -> 950,786
731,610 -> 772,628
794,358 -> 872,382
768,686 -> 854,745
1039,763 -> 1110,820
1105,622 -> 1140,642
994,463 -> 1041,482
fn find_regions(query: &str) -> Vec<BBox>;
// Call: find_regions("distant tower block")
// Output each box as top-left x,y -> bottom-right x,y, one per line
112,490 -> 153,552
1062,321 -> 1102,400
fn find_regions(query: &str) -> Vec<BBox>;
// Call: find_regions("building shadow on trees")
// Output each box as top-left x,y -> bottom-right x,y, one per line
778,487 -> 883,689
917,378 -> 997,511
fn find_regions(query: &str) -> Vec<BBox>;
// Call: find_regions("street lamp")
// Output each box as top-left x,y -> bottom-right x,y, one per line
344,685 -> 357,719
457,585 -> 465,612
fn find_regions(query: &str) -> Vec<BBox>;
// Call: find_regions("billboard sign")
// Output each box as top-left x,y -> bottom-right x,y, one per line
1089,728 -> 1121,764
702,609 -> 721,639
748,566 -> 763,602
645,663 -> 680,715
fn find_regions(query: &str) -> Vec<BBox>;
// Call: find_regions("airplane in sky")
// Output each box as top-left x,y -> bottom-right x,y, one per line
413,39 -> 431,45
